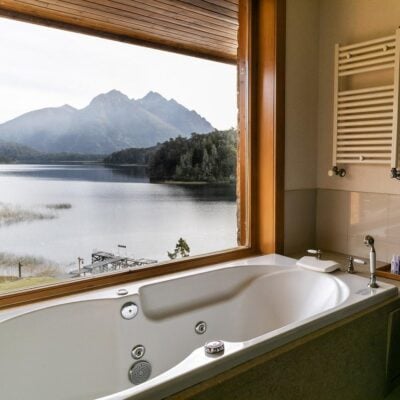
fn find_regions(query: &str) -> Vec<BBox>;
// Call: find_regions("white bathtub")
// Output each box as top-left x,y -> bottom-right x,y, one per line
0,254 -> 397,400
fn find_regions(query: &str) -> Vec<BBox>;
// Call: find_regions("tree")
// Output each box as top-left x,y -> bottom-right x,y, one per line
168,238 -> 191,259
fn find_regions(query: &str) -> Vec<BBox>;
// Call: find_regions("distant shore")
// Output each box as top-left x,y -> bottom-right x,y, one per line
150,179 -> 235,185
104,163 -> 147,167
0,162 -> 235,185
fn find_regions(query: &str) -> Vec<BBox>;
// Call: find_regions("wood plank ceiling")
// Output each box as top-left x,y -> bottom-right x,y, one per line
0,0 -> 239,62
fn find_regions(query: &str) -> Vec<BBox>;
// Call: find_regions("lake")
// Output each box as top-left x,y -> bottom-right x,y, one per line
0,164 -> 237,276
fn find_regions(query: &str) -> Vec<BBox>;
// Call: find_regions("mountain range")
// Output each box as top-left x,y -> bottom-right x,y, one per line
0,90 -> 214,154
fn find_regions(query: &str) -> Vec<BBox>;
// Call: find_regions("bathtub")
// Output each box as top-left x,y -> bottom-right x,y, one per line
0,254 -> 397,400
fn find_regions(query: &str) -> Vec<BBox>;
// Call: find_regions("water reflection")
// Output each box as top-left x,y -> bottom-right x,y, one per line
0,163 -> 149,183
0,164 -> 238,267
0,164 -> 237,201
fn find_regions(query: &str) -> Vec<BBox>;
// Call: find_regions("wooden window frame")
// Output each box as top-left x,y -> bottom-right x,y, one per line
0,0 -> 285,309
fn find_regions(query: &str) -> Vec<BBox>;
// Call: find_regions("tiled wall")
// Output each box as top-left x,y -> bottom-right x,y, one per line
284,189 -> 316,255
316,189 -> 400,263
283,0 -> 319,256
283,1 -> 400,259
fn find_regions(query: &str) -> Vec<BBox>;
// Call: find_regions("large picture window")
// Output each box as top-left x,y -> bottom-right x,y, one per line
0,16 -> 243,294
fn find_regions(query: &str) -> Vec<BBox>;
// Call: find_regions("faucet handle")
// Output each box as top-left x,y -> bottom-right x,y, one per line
347,256 -> 366,274
307,249 -> 322,259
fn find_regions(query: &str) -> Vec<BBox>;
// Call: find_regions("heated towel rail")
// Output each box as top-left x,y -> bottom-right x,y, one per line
331,29 -> 400,179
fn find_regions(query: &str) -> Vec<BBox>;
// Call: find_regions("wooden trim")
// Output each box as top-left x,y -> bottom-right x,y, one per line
253,0 -> 285,254
0,8 -> 236,64
0,0 -> 285,309
237,0 -> 251,246
0,0 -> 238,64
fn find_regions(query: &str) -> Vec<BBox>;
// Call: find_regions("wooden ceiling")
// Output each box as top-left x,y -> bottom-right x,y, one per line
0,0 -> 239,63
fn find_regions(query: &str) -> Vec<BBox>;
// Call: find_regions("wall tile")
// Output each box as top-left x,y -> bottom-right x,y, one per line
315,189 -> 398,263
284,189 -> 316,255
381,242 -> 400,264
316,189 -> 349,237
386,195 -> 400,245
348,192 -> 388,241
317,233 -> 348,255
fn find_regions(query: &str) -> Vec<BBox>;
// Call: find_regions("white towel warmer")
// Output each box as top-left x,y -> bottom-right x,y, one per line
331,29 -> 400,179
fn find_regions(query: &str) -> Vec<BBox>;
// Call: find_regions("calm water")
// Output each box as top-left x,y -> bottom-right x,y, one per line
0,164 -> 237,274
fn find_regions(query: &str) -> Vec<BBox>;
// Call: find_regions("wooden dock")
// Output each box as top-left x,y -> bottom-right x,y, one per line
69,251 -> 157,277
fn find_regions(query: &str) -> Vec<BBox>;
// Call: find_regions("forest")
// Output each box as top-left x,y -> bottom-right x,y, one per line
103,146 -> 155,165
149,129 -> 237,182
105,129 -> 237,183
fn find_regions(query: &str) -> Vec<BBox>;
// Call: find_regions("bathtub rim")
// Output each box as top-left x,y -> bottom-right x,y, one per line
0,254 -> 398,400
104,255 -> 397,399
0,254 -> 298,323
96,268 -> 398,400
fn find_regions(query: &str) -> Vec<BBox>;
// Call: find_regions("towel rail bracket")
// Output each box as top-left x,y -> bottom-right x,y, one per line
328,166 -> 346,178
390,168 -> 400,180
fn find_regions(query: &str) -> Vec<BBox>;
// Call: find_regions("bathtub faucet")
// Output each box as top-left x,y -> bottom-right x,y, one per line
364,235 -> 379,288
307,249 -> 322,259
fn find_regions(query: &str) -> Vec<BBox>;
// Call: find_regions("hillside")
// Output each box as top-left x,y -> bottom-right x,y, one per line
0,141 -> 40,163
0,90 -> 214,154
0,141 -> 103,163
103,146 -> 156,165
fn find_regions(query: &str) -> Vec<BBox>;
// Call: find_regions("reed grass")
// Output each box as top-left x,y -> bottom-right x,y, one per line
0,202 -> 55,226
0,252 -> 60,278
45,203 -> 72,210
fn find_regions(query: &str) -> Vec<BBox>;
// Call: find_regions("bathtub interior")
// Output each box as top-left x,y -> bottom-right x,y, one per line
0,299 -> 127,400
0,263 -> 352,400
139,265 -> 349,337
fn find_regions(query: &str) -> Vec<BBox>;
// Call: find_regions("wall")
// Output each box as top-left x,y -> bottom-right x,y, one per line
284,0 -> 319,255
284,0 -> 400,262
316,0 -> 400,262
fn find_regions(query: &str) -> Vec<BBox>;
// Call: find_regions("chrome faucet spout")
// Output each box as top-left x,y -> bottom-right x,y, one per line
364,235 -> 378,288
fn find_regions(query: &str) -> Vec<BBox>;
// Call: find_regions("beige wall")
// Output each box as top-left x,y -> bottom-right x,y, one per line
285,0 -> 400,260
285,0 -> 319,192
317,0 -> 400,195
284,0 -> 319,254
316,188 -> 400,263
315,1 -> 400,260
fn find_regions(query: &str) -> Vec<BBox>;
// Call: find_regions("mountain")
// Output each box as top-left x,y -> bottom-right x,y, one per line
138,91 -> 213,136
0,140 -> 104,163
0,105 -> 77,152
0,90 -> 215,154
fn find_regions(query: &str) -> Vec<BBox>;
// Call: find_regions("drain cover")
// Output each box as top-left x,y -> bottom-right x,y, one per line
204,340 -> 225,355
129,360 -> 152,385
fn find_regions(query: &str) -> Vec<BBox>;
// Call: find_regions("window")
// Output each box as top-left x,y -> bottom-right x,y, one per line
0,14 -> 245,295
0,0 -> 285,308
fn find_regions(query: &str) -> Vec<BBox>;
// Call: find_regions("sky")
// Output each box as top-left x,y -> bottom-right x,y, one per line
0,17 -> 237,130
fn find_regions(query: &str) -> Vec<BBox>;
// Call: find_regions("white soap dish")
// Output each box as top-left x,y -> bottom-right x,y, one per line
296,256 -> 340,273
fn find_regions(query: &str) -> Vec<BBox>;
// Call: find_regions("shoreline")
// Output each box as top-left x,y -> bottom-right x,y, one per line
150,179 -> 236,185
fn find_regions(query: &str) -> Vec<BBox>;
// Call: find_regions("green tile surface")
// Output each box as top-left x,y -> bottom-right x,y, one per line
386,385 -> 400,400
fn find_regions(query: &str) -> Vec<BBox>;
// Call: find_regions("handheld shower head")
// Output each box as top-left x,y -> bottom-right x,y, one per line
364,235 -> 375,249
363,235 -> 378,288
